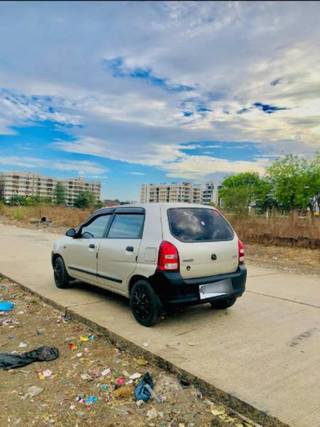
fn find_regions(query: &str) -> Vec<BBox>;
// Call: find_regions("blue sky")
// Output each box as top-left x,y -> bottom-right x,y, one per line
0,2 -> 319,200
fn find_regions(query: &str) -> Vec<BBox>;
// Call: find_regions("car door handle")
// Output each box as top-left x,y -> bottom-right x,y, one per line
89,244 -> 95,249
126,246 -> 134,252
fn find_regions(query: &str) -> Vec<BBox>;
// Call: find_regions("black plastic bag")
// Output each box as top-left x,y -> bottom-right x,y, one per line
0,346 -> 59,370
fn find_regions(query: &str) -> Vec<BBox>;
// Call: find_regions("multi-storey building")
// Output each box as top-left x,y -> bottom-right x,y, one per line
201,181 -> 221,206
140,182 -> 202,204
62,177 -> 101,207
0,172 -> 101,206
0,172 -> 57,202
140,181 -> 221,206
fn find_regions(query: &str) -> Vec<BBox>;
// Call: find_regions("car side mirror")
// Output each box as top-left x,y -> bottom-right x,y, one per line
66,228 -> 77,238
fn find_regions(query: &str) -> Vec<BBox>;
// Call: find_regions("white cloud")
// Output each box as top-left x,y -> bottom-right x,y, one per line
0,1 -> 319,182
0,156 -> 41,169
162,155 -> 268,180
54,136 -> 185,167
53,160 -> 107,176
0,156 -> 107,176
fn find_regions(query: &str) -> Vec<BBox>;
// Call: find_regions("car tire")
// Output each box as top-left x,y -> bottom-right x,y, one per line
53,256 -> 70,289
130,280 -> 162,327
210,296 -> 237,309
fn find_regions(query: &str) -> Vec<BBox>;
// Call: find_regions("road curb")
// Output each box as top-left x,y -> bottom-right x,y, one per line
1,272 -> 289,427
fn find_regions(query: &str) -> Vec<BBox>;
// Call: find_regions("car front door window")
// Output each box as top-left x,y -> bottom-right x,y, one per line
81,215 -> 110,239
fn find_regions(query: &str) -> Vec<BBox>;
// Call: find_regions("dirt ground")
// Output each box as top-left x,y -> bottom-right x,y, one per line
0,276 -> 251,427
246,243 -> 320,275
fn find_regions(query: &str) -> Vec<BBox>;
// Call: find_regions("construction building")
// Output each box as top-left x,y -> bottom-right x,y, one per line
0,172 -> 101,206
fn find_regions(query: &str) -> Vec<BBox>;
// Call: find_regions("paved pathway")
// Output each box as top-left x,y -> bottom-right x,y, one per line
0,223 -> 319,426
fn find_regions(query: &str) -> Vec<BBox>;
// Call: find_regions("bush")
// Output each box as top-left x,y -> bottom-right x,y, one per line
9,195 -> 26,206
74,191 -> 96,209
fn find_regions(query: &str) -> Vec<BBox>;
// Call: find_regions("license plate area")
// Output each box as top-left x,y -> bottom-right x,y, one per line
199,279 -> 232,300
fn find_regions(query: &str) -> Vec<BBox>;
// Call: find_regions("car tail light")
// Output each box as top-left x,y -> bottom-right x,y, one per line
238,239 -> 245,264
157,241 -> 180,272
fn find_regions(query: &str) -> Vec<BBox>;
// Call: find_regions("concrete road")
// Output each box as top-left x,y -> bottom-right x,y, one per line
0,223 -> 319,426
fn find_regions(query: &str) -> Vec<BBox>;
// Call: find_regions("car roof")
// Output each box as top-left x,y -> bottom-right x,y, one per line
94,202 -> 216,215
121,202 -> 215,208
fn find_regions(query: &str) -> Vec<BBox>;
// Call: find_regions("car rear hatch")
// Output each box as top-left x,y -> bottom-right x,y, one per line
166,207 -> 238,279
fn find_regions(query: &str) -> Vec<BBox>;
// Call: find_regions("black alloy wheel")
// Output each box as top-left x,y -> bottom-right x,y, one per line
130,280 -> 162,327
53,256 -> 70,289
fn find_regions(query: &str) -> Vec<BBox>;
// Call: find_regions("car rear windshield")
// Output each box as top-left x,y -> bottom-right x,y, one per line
167,208 -> 234,242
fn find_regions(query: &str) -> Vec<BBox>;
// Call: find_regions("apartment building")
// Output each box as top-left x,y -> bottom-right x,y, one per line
140,182 -> 202,204
201,181 -> 221,206
0,172 -> 57,202
63,177 -> 101,206
140,181 -> 221,206
0,172 -> 101,206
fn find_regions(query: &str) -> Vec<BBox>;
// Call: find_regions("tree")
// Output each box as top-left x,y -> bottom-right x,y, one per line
217,154 -> 320,215
219,172 -> 269,215
94,200 -> 103,209
74,191 -> 96,208
266,155 -> 316,213
24,195 -> 42,206
9,195 -> 26,206
54,182 -> 66,206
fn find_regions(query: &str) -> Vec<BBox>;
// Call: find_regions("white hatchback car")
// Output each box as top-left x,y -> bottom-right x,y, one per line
52,203 -> 246,326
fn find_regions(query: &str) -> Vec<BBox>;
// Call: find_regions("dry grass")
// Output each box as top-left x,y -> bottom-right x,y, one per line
1,205 -> 320,249
227,213 -> 320,249
0,204 -> 92,228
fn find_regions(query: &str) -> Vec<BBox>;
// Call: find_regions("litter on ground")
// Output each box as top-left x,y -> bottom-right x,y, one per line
0,275 -> 253,426
101,368 -> 111,376
134,372 -> 154,402
18,342 -> 27,348
38,368 -> 53,380
84,395 -> 98,405
0,301 -> 14,312
22,385 -> 44,400
0,346 -> 59,370
68,343 -> 77,351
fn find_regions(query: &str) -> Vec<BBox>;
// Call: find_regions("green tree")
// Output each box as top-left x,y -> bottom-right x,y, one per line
74,191 -> 96,208
94,200 -> 103,209
24,195 -> 43,206
9,195 -> 26,206
54,182 -> 66,206
219,172 -> 269,215
266,155 -> 316,213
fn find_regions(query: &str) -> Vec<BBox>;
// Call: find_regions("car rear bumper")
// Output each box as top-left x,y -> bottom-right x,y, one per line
149,265 -> 247,306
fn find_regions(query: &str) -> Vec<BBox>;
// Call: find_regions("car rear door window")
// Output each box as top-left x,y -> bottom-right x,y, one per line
107,214 -> 144,239
167,208 -> 234,242
81,215 -> 111,238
